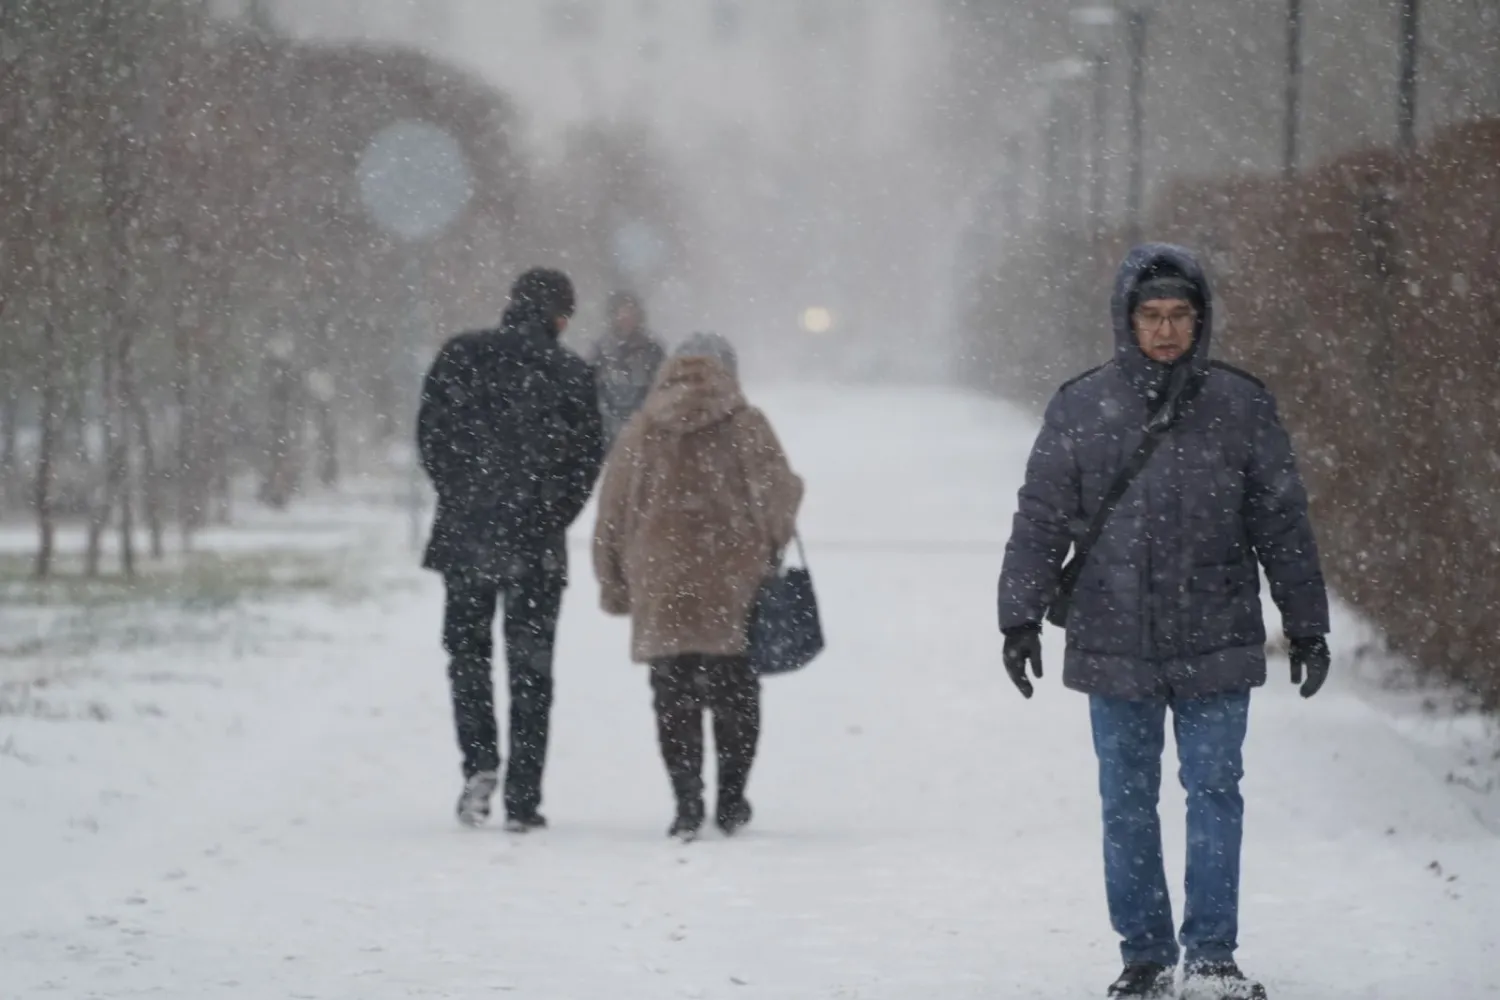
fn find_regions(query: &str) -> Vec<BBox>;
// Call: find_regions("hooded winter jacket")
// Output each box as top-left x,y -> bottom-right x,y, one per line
592,356 -> 803,663
997,244 -> 1329,700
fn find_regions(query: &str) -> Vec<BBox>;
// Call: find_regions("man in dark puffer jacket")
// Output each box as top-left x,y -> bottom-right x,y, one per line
997,244 -> 1331,1000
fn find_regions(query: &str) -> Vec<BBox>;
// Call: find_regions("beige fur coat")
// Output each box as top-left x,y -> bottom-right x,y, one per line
592,356 -> 803,662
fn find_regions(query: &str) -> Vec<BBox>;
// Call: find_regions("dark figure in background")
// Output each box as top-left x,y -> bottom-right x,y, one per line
417,267 -> 604,832
996,245 -> 1331,1000
589,290 -> 666,447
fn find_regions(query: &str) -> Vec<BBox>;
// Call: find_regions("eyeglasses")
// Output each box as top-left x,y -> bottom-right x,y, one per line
1133,310 -> 1196,333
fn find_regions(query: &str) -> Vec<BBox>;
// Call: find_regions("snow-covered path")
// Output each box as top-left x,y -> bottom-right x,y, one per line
2,387 -> 1495,999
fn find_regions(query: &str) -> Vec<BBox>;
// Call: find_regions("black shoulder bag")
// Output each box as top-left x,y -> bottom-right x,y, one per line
747,533 -> 825,676
734,445 -> 825,675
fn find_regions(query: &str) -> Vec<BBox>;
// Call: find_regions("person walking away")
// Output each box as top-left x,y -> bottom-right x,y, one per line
590,290 -> 666,447
593,333 -> 803,841
995,244 -> 1331,1000
417,267 -> 604,831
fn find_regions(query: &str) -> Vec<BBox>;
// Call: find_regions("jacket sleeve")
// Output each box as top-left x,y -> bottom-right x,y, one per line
740,407 -> 804,556
645,340 -> 667,389
997,389 -> 1082,630
415,340 -> 465,496
591,425 -> 635,616
1244,389 -> 1330,638
548,360 -> 606,532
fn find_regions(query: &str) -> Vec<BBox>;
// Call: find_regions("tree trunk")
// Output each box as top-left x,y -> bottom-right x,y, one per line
315,400 -> 338,488
125,354 -> 163,560
84,354 -> 117,579
1,370 -> 18,511
206,340 -> 233,526
260,352 -> 300,509
176,314 -> 200,551
33,319 -> 58,580
115,331 -> 137,578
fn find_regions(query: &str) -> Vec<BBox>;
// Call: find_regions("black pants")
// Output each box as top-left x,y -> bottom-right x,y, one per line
443,570 -> 564,817
649,655 -> 760,809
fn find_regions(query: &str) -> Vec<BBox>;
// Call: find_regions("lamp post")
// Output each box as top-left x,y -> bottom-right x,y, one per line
1001,134 -> 1023,235
1122,1 -> 1155,247
1038,58 -> 1090,233
1284,0 -> 1303,179
1397,0 -> 1420,153
1071,5 -> 1117,241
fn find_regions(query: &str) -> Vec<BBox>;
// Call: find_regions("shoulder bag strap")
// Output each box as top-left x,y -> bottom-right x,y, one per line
1046,426 -> 1166,627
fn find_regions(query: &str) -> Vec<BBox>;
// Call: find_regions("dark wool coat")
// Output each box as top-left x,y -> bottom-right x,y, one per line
417,310 -> 604,583
997,244 -> 1329,700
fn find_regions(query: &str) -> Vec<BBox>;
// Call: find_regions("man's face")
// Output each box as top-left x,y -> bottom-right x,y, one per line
612,301 -> 642,333
1133,297 -> 1197,364
555,313 -> 571,335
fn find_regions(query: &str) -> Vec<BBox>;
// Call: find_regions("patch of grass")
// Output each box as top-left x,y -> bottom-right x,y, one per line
0,541 -> 397,666
0,548 -> 348,610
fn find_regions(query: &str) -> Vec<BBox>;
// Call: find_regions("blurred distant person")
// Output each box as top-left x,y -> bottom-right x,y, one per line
593,333 -> 803,841
417,267 -> 604,832
996,245 -> 1330,1000
589,290 -> 666,446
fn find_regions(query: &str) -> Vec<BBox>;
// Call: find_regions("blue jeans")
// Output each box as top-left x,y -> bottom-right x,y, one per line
1089,691 -> 1250,967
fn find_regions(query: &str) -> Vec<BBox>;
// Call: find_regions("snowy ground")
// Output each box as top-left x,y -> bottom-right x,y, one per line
1,386 -> 1496,999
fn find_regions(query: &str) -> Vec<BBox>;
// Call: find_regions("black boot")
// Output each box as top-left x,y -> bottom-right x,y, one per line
456,771 -> 499,828
1181,960 -> 1266,1000
1106,962 -> 1176,998
669,798 -> 704,842
716,795 -> 753,836
502,811 -> 547,833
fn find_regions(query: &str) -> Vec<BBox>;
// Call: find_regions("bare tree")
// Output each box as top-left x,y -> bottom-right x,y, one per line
33,317 -> 59,580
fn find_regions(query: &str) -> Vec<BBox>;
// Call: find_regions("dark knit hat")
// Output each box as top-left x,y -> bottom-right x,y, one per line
508,267 -> 576,321
1134,275 -> 1200,310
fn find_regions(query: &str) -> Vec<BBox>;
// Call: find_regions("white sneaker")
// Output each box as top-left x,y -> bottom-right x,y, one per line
456,771 -> 499,827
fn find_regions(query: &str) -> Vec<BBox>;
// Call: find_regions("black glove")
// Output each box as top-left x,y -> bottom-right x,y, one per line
1289,635 -> 1330,698
1002,623 -> 1044,699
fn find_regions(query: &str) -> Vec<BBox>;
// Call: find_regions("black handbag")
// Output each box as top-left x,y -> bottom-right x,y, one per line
747,534 -> 825,676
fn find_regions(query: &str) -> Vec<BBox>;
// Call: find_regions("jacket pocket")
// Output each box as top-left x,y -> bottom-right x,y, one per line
1183,562 -> 1263,653
1068,563 -> 1140,656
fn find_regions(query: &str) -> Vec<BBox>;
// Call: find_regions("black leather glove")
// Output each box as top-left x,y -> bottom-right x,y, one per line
1289,635 -> 1330,698
1002,623 -> 1044,699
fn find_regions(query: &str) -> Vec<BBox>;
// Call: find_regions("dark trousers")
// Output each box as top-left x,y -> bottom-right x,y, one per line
649,654 -> 760,809
1090,691 -> 1251,967
443,569 -> 564,817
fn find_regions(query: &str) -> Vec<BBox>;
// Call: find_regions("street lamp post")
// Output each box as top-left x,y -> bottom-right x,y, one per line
1038,58 -> 1089,234
1071,5 -> 1118,241
1123,2 -> 1153,247
1002,134 -> 1023,235
1284,0 -> 1303,179
1397,0 -> 1420,153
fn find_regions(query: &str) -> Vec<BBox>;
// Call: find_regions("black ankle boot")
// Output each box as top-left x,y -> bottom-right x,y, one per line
1107,962 -> 1176,998
716,795 -> 752,835
669,798 -> 704,841
1181,960 -> 1266,1000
